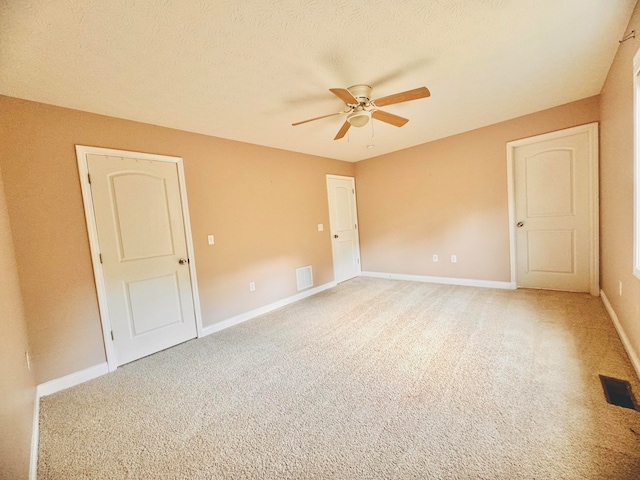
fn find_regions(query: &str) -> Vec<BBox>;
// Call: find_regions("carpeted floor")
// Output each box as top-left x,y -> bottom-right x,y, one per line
38,278 -> 640,479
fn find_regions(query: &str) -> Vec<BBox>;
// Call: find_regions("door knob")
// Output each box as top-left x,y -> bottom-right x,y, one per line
516,222 -> 524,228
334,234 -> 339,239
179,258 -> 189,265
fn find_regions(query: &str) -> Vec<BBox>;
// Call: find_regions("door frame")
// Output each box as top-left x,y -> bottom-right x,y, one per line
505,122 -> 599,296
76,145 -> 204,372
326,174 -> 362,282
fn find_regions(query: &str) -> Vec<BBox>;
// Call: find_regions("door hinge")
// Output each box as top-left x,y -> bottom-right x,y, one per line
110,330 -> 114,341
355,223 -> 357,230
99,253 -> 103,264
352,188 -> 355,194
88,173 -> 91,184
357,258 -> 360,264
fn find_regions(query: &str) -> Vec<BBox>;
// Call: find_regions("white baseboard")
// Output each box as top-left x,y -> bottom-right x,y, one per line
36,362 -> 109,398
201,281 -> 337,337
29,389 -> 40,480
361,271 -> 516,290
600,289 -> 640,381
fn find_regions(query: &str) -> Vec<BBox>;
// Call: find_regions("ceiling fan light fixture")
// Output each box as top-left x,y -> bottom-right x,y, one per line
347,109 -> 371,128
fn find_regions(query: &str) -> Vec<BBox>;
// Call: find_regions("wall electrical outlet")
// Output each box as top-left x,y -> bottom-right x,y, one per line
208,235 -> 215,245
249,282 -> 256,292
451,255 -> 457,263
433,254 -> 439,262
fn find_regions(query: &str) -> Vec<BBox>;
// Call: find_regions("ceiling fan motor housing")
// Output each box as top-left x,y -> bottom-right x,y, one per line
347,84 -> 372,105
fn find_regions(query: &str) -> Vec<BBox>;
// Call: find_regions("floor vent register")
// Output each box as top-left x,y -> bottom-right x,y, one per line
599,375 -> 638,411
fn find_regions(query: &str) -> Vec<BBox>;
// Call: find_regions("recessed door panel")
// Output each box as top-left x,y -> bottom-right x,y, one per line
335,238 -> 357,276
111,173 -> 174,261
527,230 -> 574,274
525,149 -> 574,217
334,186 -> 354,231
127,273 -> 183,336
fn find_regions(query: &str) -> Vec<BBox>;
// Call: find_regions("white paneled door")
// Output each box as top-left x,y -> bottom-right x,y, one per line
511,124 -> 598,293
327,175 -> 361,283
86,154 -> 197,365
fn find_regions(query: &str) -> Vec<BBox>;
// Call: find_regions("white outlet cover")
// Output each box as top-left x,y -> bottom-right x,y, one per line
318,224 -> 324,231
451,255 -> 457,263
208,235 -> 215,245
433,254 -> 438,262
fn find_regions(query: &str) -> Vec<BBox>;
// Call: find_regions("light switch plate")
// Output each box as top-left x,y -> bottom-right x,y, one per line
318,224 -> 324,231
208,235 -> 214,245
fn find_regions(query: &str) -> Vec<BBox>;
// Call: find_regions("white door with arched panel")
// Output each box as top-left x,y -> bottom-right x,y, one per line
83,152 -> 198,366
327,175 -> 361,283
508,123 -> 598,294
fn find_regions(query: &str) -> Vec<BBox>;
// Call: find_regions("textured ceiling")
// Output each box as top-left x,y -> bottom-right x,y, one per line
0,0 -> 635,162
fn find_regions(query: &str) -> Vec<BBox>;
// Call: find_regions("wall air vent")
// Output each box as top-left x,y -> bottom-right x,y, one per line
296,266 -> 313,291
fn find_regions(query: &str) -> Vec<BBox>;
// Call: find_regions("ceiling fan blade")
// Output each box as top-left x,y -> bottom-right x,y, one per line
372,110 -> 409,127
330,88 -> 359,104
372,87 -> 431,107
334,121 -> 351,140
292,112 -> 342,126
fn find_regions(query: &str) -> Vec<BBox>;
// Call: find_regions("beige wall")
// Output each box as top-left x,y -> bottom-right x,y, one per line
0,164 -> 35,480
600,2 -> 640,371
355,96 -> 600,282
0,96 -> 353,384
0,73 -> 631,390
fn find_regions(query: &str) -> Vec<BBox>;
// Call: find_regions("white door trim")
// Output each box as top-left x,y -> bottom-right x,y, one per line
76,145 -> 204,372
506,122 -> 599,296
326,174 -> 362,281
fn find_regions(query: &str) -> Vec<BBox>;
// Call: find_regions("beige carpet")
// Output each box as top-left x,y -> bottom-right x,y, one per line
38,278 -> 640,479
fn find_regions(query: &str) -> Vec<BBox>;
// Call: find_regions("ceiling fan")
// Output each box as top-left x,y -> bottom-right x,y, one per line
292,85 -> 431,140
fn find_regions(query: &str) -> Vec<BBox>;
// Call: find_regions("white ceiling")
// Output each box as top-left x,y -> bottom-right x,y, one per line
0,0 -> 635,162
